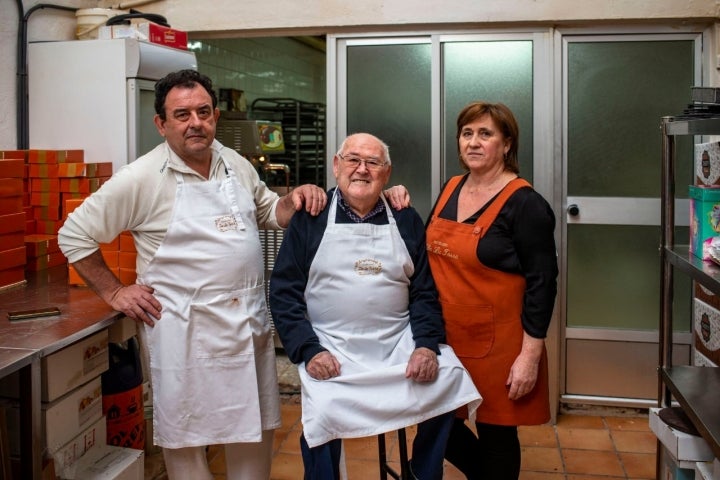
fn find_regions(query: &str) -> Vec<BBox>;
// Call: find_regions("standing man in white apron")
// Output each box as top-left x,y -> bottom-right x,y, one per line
59,71 -> 415,479
269,133 -> 482,480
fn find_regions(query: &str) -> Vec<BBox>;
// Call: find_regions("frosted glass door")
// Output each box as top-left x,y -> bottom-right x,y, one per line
563,36 -> 696,403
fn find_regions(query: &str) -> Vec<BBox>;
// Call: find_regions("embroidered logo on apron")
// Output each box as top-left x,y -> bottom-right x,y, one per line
354,258 -> 382,275
427,240 -> 459,259
215,215 -> 238,232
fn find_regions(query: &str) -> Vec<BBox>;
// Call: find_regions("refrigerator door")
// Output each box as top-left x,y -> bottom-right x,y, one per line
29,39 -> 197,174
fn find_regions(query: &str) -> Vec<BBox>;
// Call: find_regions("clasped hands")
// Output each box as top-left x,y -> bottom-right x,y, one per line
306,347 -> 438,383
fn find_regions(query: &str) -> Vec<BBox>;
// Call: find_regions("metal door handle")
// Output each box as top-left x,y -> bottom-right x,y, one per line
567,204 -> 579,216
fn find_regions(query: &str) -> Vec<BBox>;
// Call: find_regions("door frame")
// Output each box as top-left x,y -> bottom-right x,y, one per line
556,25 -> 711,409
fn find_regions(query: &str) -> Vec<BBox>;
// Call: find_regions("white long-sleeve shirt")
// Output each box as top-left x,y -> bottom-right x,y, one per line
59,140 -> 281,276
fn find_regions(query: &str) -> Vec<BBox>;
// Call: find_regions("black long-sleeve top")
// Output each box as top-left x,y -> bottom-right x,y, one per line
430,176 -> 558,338
270,188 -> 445,365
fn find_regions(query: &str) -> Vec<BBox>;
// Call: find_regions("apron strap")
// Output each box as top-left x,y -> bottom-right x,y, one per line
473,178 -> 531,237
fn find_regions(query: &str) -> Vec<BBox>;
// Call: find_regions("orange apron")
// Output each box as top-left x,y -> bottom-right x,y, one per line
426,176 -> 549,426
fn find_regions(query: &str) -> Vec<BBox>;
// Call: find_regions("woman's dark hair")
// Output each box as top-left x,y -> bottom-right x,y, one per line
154,69 -> 218,120
455,101 -> 520,174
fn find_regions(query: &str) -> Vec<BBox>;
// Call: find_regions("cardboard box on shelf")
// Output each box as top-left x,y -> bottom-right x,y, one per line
99,22 -> 187,50
50,415 -> 107,479
60,177 -> 109,194
108,317 -> 137,344
42,329 -> 109,402
69,444 -> 144,480
650,408 -> 715,463
0,330 -> 109,401
696,141 -> 720,186
693,298 -> 720,367
1,377 -> 104,456
658,444 -> 696,479
689,186 -> 720,260
0,212 -> 24,235
44,376 -> 104,453
28,164 -> 59,178
695,459 -> 719,480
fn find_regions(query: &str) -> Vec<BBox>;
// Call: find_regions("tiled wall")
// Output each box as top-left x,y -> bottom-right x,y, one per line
191,37 -> 326,111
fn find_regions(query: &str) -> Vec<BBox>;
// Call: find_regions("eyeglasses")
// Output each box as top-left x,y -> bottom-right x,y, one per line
338,153 -> 388,171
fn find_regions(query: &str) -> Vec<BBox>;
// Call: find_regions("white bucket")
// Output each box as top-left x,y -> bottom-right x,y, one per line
75,8 -> 129,40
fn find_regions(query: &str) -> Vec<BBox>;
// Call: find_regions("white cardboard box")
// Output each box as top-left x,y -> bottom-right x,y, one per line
650,408 -> 715,463
696,459 -> 717,480
43,329 -> 109,402
0,329 -> 108,402
69,445 -> 144,480
107,317 -> 137,344
50,415 -> 106,479
2,376 -> 103,456
45,376 -> 104,452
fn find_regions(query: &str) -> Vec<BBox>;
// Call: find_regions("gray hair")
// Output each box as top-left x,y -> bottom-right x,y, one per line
336,133 -> 391,165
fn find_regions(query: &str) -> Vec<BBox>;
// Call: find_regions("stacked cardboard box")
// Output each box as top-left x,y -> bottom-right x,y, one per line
65,197 -> 137,287
0,151 -> 27,289
1,330 -> 110,477
27,149 -> 84,235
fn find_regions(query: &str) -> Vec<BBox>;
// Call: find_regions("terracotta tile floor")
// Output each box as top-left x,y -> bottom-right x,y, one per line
144,354 -> 658,479
146,397 -> 657,479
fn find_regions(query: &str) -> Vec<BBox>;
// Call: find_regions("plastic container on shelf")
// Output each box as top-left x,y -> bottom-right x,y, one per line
75,8 -> 129,39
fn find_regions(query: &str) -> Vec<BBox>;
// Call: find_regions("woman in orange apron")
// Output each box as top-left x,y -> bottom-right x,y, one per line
426,101 -> 558,479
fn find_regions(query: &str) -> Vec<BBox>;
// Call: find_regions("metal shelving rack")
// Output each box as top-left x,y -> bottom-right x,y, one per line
250,98 -> 326,188
659,116 -> 720,477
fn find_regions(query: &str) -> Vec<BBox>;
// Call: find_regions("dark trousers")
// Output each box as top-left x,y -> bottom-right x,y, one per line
443,419 -> 520,480
300,411 -> 455,480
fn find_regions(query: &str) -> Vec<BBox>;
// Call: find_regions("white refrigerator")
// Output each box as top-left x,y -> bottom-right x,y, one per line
28,39 -> 197,173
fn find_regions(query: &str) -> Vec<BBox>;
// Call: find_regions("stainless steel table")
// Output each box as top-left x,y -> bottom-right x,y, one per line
0,266 -> 123,479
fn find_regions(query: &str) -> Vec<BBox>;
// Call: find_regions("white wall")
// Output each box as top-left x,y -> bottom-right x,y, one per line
2,0 -> 718,149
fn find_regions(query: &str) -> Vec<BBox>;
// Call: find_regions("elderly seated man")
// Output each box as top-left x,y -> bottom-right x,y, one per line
269,133 -> 481,480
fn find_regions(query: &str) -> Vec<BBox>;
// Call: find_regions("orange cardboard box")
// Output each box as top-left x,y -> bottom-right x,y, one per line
32,206 -> 63,221
0,265 -> 25,288
0,196 -> 23,216
0,159 -> 26,178
61,192 -> 87,206
30,191 -> 61,207
118,267 -> 137,285
28,164 -> 59,178
59,177 -> 108,194
63,198 -> 85,217
0,178 -> 23,197
0,150 -> 27,160
31,178 -> 60,193
25,219 -> 36,234
27,149 -> 84,164
68,264 -> 85,286
58,163 -> 113,178
0,212 -> 25,234
119,232 -> 136,252
102,250 -> 119,268
99,237 -> 121,251
25,251 -> 66,271
0,246 -> 26,269
118,251 -> 136,269
0,232 -> 24,251
34,220 -> 64,235
24,234 -> 60,257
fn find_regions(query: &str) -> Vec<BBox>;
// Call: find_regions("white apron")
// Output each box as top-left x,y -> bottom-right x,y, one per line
138,160 -> 281,449
300,193 -> 481,448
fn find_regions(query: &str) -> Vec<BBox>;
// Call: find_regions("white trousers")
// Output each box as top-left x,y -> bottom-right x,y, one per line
162,430 -> 274,479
